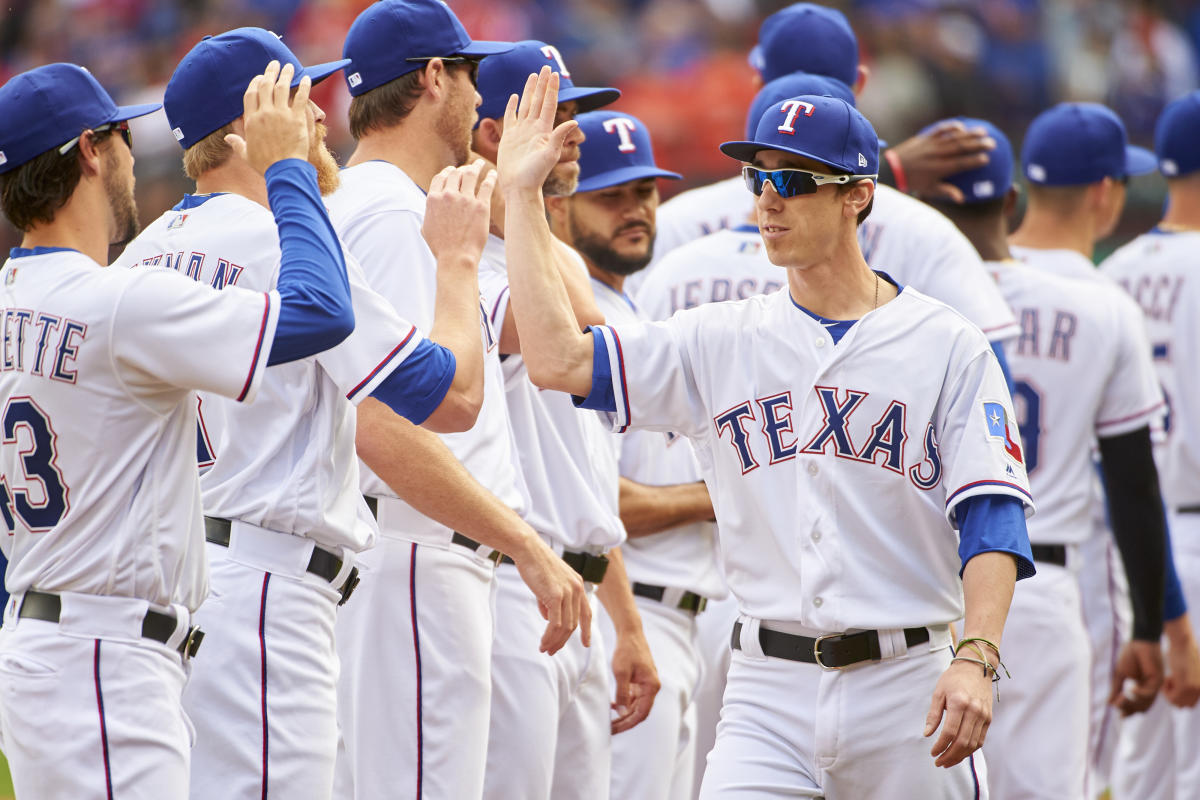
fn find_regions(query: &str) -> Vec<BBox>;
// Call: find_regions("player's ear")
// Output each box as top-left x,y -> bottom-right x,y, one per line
476,118 -> 503,154
76,129 -> 105,177
1003,186 -> 1019,218
423,58 -> 449,100
843,180 -> 873,220
854,64 -> 869,96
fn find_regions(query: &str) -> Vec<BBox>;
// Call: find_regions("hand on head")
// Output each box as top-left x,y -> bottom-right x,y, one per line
224,61 -> 312,175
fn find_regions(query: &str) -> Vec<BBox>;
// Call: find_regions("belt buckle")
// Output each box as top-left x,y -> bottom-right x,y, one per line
182,626 -> 205,659
338,566 -> 361,606
694,596 -> 708,614
487,550 -> 504,566
813,633 -> 846,671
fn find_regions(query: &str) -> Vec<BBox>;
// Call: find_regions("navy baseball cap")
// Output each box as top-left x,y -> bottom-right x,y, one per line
1021,102 -> 1156,186
575,111 -> 681,192
749,3 -> 859,87
1156,91 -> 1200,178
721,94 -> 879,175
342,0 -> 511,97
924,117 -> 1013,202
166,28 -> 349,149
745,72 -> 855,139
0,63 -> 160,174
475,40 -> 620,123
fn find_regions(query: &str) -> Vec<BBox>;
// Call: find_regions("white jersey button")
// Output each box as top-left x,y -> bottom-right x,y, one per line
812,531 -> 822,542
815,337 -> 826,348
813,596 -> 824,607
807,462 -> 819,476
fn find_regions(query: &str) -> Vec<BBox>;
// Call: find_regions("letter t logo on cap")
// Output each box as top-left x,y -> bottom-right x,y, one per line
539,44 -> 572,79
602,117 -> 638,152
777,100 -> 815,135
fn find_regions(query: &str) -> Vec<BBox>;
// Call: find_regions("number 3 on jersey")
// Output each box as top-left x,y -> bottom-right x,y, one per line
1011,380 -> 1041,475
0,397 -> 69,533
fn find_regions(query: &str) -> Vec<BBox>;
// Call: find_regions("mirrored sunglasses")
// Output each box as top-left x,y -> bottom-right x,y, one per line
741,165 -> 875,199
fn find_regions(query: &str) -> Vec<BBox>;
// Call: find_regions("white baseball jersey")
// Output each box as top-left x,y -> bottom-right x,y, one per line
590,278 -> 725,599
1102,230 -> 1200,509
0,247 -> 277,611
115,193 -> 430,553
326,161 -> 529,540
588,286 -> 1033,629
989,258 -> 1164,544
480,236 -> 625,551
643,177 -> 1020,341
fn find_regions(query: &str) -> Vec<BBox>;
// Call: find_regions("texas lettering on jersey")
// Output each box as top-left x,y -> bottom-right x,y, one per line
712,386 -> 946,488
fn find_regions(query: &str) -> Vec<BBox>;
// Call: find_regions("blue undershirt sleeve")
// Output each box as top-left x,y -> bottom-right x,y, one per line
263,159 -> 355,366
990,339 -> 1015,397
574,326 -> 618,412
368,338 -> 457,426
957,494 -> 1036,580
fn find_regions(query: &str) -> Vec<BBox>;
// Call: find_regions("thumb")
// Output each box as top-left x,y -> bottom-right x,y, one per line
224,133 -> 248,163
932,182 -> 966,204
923,696 -> 943,737
550,120 -> 579,151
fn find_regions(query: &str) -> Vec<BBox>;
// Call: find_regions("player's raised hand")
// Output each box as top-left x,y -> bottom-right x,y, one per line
892,120 -> 996,203
225,61 -> 311,175
924,659 -> 993,768
1110,639 -> 1165,715
610,631 -> 660,734
510,536 -> 591,655
422,158 -> 498,268
496,66 -> 579,194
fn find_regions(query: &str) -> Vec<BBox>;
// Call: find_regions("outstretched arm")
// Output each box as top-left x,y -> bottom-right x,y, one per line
496,67 -> 595,396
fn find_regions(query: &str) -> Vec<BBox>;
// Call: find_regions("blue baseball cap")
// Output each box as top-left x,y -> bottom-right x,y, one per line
745,72 -> 855,139
923,117 -> 1013,202
166,28 -> 349,149
0,63 -> 160,174
575,111 -> 681,192
475,40 -> 620,123
1155,91 -> 1200,178
342,0 -> 511,97
1021,102 -> 1156,186
749,3 -> 859,87
721,94 -> 879,175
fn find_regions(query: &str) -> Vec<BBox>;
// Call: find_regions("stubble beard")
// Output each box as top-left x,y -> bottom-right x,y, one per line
104,148 -> 140,246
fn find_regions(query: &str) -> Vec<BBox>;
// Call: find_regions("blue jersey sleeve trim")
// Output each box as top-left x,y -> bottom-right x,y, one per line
946,480 -> 1034,509
957,494 -> 1035,580
369,337 -> 457,426
574,326 -> 618,413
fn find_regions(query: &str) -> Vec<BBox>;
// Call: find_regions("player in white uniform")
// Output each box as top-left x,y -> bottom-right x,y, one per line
114,30 -> 496,800
641,4 -> 1019,365
502,70 -> 1037,798
926,118 -> 1174,799
544,109 -> 724,800
323,5 -> 590,799
1102,90 -> 1200,799
469,44 -> 661,800
0,62 -> 356,800
1005,101 -> 1200,794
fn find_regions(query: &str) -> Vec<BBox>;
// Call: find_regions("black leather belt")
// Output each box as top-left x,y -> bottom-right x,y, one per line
1031,544 -> 1067,567
1178,505 -> 1200,515
364,496 -> 502,565
19,590 -> 204,658
632,582 -> 708,614
204,517 -> 359,606
499,550 -> 610,583
731,621 -> 930,669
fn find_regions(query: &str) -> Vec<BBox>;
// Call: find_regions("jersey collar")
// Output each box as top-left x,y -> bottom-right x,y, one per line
9,246 -> 79,259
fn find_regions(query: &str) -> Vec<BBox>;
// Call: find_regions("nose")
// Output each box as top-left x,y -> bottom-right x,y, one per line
474,89 -> 482,109
309,100 -> 326,124
755,179 -> 782,213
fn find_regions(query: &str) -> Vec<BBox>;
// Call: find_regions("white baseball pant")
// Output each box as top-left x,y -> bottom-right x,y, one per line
482,564 -> 610,800
334,536 -> 495,800
692,591 -> 740,797
700,618 -> 986,799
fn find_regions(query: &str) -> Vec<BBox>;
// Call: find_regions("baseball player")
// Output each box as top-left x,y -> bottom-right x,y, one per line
924,118 -> 1172,799
1102,90 -> 1200,800
503,69 -> 1036,797
322,5 -> 590,799
1006,101 -> 1200,792
642,3 -> 1020,379
113,29 -> 496,799
468,43 -> 662,800
0,61 -> 357,799
544,109 -> 724,800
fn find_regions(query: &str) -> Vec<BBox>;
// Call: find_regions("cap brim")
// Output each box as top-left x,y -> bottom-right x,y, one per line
747,44 -> 764,72
301,58 -> 352,86
720,139 -> 845,172
1125,145 -> 1158,177
560,86 -> 621,112
577,165 -> 682,193
458,40 -> 516,57
111,102 -> 163,123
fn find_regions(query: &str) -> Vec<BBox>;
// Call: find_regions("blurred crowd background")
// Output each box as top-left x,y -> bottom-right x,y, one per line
3,0 -> 1199,257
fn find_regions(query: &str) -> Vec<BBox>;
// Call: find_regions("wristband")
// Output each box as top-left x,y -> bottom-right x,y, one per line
884,149 -> 908,194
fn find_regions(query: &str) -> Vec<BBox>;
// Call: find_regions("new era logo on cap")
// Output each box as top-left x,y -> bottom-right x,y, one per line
0,152 -> 6,166
858,153 -> 867,168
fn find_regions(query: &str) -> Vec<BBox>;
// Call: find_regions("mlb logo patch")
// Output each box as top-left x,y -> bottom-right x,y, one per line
1027,164 -> 1047,182
983,401 -> 1024,464
347,73 -> 362,88
172,127 -> 184,141
167,214 -> 188,230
